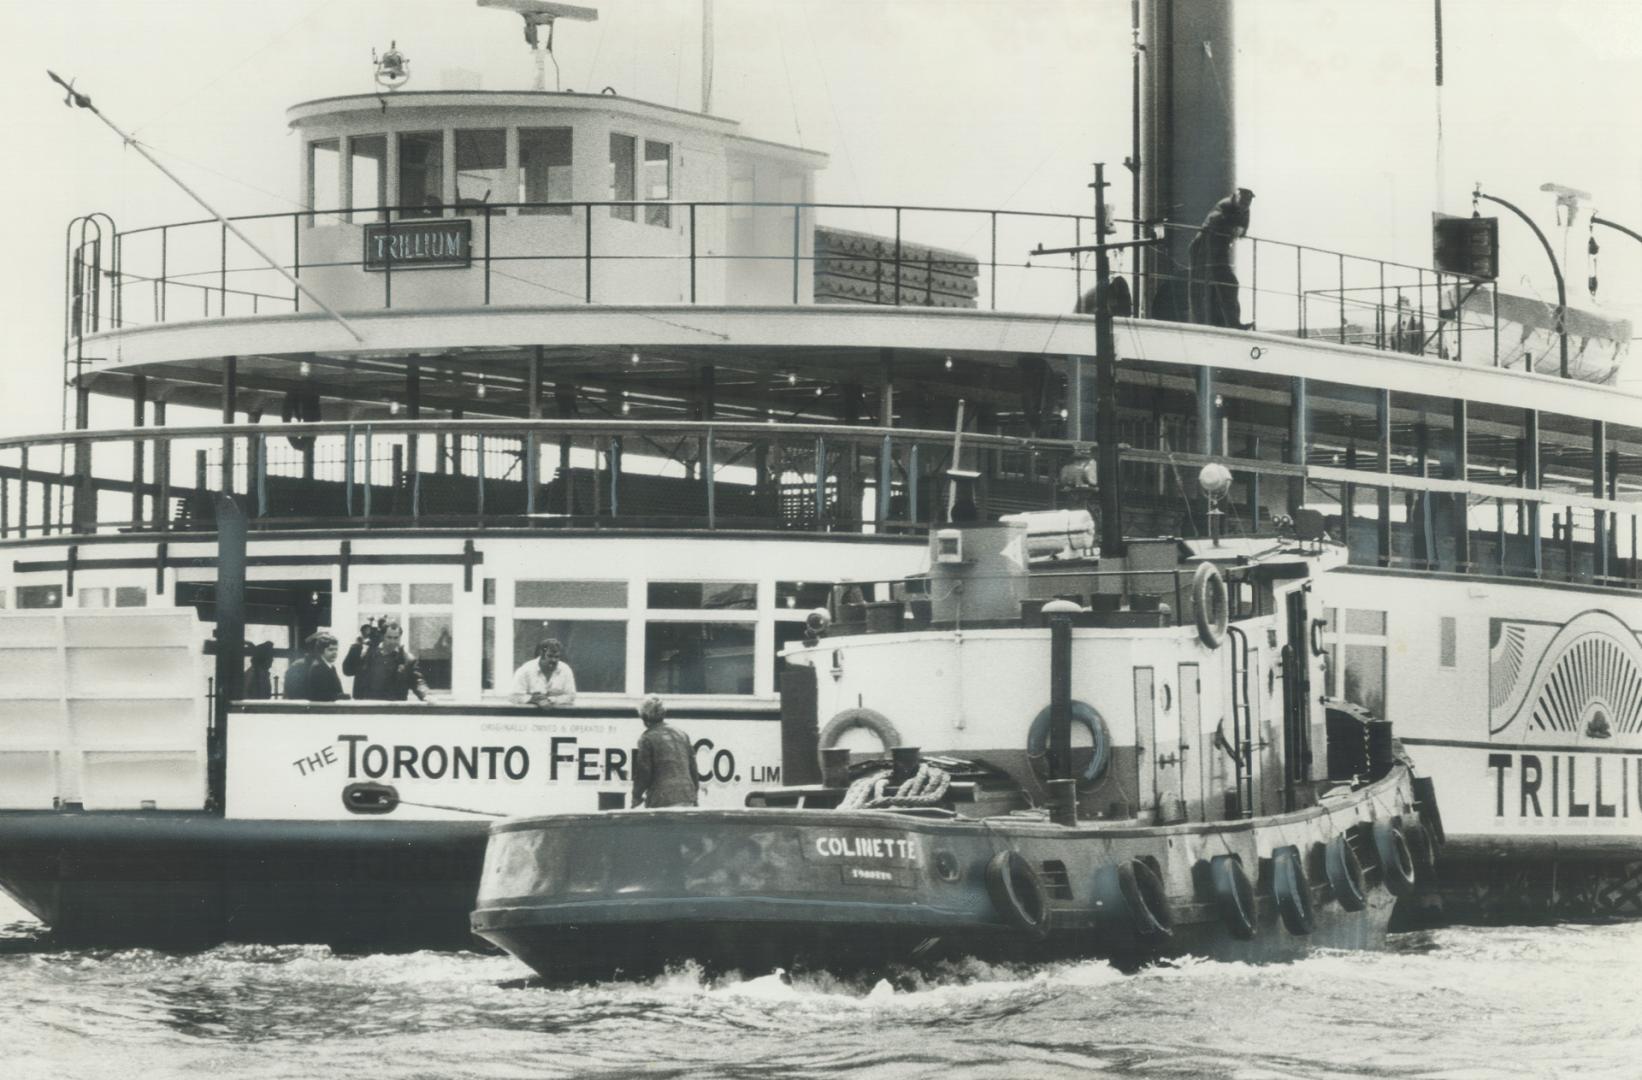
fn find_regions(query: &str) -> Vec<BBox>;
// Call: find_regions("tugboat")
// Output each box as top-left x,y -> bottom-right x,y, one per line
4,0 -> 1641,951
470,507 -> 1441,981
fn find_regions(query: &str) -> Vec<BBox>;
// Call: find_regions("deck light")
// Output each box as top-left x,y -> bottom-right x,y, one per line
944,356 -> 953,370
299,361 -> 312,378
787,373 -> 797,384
630,351 -> 640,365
389,401 -> 401,416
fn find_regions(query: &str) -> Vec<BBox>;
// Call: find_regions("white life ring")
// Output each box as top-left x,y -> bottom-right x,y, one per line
1192,562 -> 1229,649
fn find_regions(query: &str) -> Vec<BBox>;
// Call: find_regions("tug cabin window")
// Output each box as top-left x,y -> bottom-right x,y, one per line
643,140 -> 672,227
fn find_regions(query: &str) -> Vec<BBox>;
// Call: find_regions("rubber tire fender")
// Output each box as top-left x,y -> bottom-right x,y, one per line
1323,835 -> 1367,913
1208,854 -> 1257,940
816,707 -> 902,770
1027,701 -> 1112,783
1092,858 -> 1173,940
984,851 -> 1051,940
1272,845 -> 1316,935
1192,562 -> 1228,649
1373,821 -> 1418,897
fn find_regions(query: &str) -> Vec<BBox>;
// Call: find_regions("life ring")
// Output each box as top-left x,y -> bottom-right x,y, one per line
1373,821 -> 1417,897
985,850 -> 1051,940
1092,858 -> 1173,939
1323,835 -> 1367,912
1272,845 -> 1315,935
816,707 -> 902,771
1192,562 -> 1228,648
1208,854 -> 1257,940
1026,701 -> 1112,783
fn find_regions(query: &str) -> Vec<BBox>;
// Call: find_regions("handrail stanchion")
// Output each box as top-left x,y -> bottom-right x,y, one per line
1338,252 -> 1346,344
292,213 -> 301,312
893,208 -> 902,307
1250,237 -> 1258,329
219,220 -> 227,318
584,203 -> 593,303
791,202 -> 801,305
705,425 -> 716,529
1295,246 -> 1303,336
1377,261 -> 1386,350
362,426 -> 373,519
989,211 -> 997,310
1417,268 -> 1426,355
159,225 -> 168,322
483,205 -> 492,305
1493,281 -> 1501,367
689,203 -> 697,303
344,425 -> 355,517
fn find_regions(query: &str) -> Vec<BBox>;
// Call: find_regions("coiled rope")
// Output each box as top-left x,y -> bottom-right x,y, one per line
837,763 -> 952,810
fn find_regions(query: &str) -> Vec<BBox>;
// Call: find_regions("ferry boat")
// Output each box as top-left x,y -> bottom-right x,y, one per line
3,0 -> 1640,948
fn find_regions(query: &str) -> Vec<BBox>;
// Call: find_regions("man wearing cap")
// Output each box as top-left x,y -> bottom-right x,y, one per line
1189,187 -> 1255,329
631,695 -> 699,808
510,638 -> 577,708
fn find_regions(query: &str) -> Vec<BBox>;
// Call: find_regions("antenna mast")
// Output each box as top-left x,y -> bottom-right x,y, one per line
478,0 -> 599,92
46,71 -> 364,344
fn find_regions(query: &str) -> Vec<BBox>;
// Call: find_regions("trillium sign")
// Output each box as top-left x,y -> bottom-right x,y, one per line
363,219 -> 473,270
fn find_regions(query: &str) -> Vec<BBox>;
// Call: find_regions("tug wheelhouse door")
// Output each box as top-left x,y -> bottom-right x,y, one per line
1280,583 -> 1317,810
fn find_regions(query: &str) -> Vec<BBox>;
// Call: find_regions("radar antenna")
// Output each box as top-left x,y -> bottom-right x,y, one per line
477,1 -> 598,92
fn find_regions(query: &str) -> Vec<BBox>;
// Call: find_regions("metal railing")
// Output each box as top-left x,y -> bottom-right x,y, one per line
0,417 -> 1088,540
63,199 -> 1533,372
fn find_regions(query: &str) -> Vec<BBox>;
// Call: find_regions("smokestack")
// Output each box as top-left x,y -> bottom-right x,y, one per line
1141,0 -> 1237,307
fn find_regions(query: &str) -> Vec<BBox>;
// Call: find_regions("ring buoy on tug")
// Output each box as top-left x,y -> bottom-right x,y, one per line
1208,854 -> 1257,940
985,851 -> 1051,940
1192,562 -> 1228,648
1092,858 -> 1173,940
1026,701 -> 1112,783
1324,835 -> 1368,912
816,707 -> 902,770
1272,845 -> 1315,935
1373,821 -> 1418,897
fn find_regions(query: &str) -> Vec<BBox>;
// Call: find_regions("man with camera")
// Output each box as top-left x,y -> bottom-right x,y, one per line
344,617 -> 430,702
509,638 -> 577,709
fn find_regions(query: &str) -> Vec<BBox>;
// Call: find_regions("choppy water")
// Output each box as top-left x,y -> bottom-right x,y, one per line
3,893 -> 1639,1080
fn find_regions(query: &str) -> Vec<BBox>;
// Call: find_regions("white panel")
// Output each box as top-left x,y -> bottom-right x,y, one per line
0,652 -> 65,697
65,648 -> 198,697
0,751 -> 58,809
69,698 -> 199,746
0,700 -> 69,743
0,615 -> 62,648
79,751 -> 206,810
64,613 -> 197,648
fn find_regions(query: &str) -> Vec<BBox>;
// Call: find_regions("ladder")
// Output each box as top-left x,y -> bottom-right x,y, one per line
1225,624 -> 1255,818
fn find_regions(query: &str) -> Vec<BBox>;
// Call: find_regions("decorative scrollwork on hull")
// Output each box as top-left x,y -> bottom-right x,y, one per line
1492,610 -> 1642,742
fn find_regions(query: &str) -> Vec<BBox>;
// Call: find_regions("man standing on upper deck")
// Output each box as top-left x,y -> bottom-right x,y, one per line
302,632 -> 348,703
344,619 -> 430,702
631,695 -> 699,809
1189,187 -> 1255,330
510,638 -> 577,709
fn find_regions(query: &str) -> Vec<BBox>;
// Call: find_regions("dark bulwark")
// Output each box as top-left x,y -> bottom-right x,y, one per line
470,763 -> 1430,984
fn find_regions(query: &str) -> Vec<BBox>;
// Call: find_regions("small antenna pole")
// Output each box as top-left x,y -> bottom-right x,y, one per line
47,70 -> 365,344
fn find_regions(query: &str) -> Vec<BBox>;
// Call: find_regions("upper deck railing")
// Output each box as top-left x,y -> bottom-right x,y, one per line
64,199 -> 1524,371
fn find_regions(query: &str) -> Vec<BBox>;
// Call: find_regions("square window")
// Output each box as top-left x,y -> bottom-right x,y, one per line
309,139 -> 340,224
17,585 -> 62,609
1346,609 -> 1386,635
516,580 -> 627,608
647,582 -> 756,610
397,131 -> 444,218
77,588 -> 110,609
776,581 -> 830,610
408,614 -> 453,690
645,621 -> 755,694
643,140 -> 671,227
358,583 -> 401,605
513,618 -> 626,692
349,135 -> 387,223
409,583 -> 453,605
115,586 -> 147,608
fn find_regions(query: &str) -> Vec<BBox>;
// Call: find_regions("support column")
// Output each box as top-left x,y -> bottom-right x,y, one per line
1524,409 -> 1542,577
221,356 -> 237,498
132,376 -> 147,528
1453,398 -> 1470,570
699,364 -> 716,518
1375,389 -> 1391,566
1593,420 -> 1607,582
406,362 -> 421,520
1287,377 -> 1309,519
526,347 -> 543,516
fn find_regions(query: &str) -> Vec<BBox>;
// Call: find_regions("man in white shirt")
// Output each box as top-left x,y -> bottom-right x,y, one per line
510,637 -> 577,708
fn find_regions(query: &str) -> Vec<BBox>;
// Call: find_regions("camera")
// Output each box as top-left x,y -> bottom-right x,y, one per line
359,616 -> 389,644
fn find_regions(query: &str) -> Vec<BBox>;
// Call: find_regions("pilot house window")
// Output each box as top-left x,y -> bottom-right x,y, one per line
349,135 -> 386,223
308,139 -> 340,225
455,129 -> 505,215
519,127 -> 573,214
397,131 -> 445,218
609,133 -> 636,220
